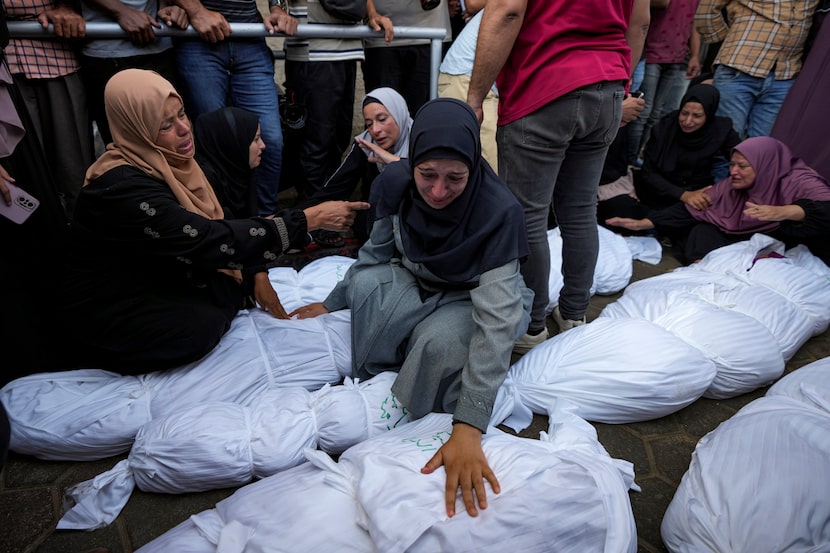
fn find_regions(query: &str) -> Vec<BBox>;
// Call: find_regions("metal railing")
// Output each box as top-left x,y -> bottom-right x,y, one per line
6,21 -> 445,98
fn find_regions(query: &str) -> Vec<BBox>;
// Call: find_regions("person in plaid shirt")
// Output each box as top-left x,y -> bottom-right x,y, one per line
695,0 -> 819,138
4,0 -> 94,216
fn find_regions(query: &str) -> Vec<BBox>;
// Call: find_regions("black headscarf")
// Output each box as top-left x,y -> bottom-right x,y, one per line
194,107 -> 260,218
373,98 -> 528,283
650,83 -> 735,173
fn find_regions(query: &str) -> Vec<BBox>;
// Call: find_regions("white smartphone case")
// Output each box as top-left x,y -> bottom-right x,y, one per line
0,181 -> 40,224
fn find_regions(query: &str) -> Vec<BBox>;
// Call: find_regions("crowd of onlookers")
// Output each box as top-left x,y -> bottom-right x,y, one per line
0,0 -> 457,378
2,0 -> 827,223
0,0 -> 455,218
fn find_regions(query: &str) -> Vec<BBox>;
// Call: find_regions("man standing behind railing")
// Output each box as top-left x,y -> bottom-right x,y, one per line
171,0 -> 297,215
437,1 -> 498,172
80,0 -> 188,146
3,0 -> 94,217
281,0 -> 364,201
695,0 -> 819,139
363,0 -> 451,116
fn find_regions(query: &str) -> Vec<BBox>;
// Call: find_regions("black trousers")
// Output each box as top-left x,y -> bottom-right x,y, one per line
0,77 -> 71,385
281,60 -> 357,198
362,44 -> 430,119
648,203 -> 748,263
67,273 -> 246,375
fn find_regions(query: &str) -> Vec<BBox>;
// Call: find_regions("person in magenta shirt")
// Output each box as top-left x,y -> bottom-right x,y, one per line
467,0 -> 650,352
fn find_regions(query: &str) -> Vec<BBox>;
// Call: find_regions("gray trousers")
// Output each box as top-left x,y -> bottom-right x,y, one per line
498,81 -> 624,329
346,262 -> 475,419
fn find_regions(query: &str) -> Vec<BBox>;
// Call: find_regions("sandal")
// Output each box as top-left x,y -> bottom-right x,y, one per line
311,229 -> 345,248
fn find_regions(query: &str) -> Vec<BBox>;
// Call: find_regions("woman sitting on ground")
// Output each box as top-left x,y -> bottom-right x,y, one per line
58,69 -> 368,373
607,136 -> 830,264
297,87 -> 413,247
290,98 -> 533,519
636,83 -> 740,211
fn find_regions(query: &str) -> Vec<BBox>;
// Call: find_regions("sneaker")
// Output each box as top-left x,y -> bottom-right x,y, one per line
513,327 -> 550,355
552,306 -> 586,333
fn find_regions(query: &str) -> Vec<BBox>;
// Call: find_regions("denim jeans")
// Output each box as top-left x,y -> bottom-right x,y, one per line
175,39 -> 283,214
628,62 -> 689,163
713,65 -> 794,138
498,81 -> 624,329
630,58 -> 646,93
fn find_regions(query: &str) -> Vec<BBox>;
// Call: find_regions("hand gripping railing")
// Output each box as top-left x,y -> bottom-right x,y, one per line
6,21 -> 446,98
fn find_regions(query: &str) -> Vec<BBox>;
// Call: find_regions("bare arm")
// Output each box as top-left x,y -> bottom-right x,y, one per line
38,1 -> 85,39
467,0 -> 526,123
172,0 -> 230,42
686,26 -> 702,78
84,0 -> 160,45
264,3 -> 297,35
366,0 -> 394,44
626,0 -> 651,77
157,4 -> 188,28
463,0 -> 487,17
744,202 -> 806,222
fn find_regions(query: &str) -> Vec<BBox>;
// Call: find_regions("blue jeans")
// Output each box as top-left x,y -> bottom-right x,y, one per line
713,65 -> 794,138
628,62 -> 689,163
498,81 -> 624,329
175,39 -> 283,214
630,58 -> 646,93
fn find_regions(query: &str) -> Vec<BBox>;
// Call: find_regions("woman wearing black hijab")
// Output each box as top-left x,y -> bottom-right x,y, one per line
291,98 -> 533,520
194,107 -> 263,218
636,83 -> 740,211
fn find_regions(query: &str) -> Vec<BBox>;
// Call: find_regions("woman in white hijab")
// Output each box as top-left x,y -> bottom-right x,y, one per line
296,87 -> 414,246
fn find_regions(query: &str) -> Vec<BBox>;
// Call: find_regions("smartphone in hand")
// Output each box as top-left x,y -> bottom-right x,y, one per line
0,181 -> 40,224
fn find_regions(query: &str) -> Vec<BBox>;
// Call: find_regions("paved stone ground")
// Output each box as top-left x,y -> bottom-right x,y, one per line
2,244 -> 829,553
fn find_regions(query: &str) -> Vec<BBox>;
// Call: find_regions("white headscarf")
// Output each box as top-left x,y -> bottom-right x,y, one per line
356,87 -> 413,172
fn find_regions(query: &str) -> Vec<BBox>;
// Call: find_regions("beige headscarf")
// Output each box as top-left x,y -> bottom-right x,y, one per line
85,69 -> 224,220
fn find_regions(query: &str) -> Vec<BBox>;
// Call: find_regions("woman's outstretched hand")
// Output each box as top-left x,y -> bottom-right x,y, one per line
304,201 -> 370,232
744,201 -> 805,222
421,422 -> 500,518
253,272 -> 289,319
288,302 -> 330,319
605,216 -> 655,231
680,186 -> 713,211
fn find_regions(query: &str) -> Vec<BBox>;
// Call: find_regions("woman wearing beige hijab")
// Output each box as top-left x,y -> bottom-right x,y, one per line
57,69 -> 367,373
